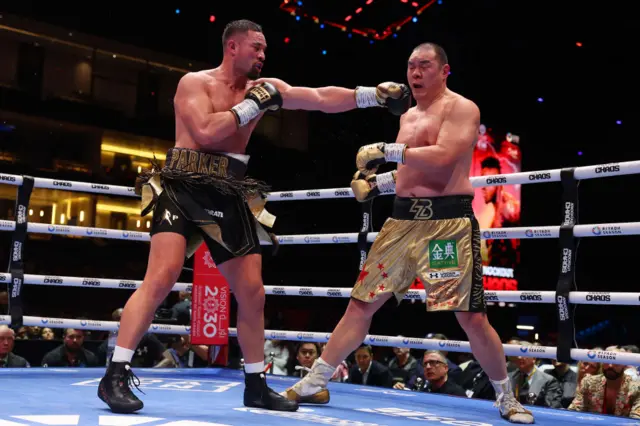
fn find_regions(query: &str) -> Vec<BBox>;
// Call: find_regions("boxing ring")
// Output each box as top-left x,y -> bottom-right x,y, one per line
2,160 -> 640,425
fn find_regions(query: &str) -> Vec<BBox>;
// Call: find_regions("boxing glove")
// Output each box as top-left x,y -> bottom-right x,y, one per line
356,142 -> 406,175
351,170 -> 396,202
355,82 -> 411,116
231,82 -> 283,127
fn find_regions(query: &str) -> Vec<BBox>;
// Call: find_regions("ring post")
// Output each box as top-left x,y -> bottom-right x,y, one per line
556,168 -> 578,363
357,199 -> 373,271
7,176 -> 34,329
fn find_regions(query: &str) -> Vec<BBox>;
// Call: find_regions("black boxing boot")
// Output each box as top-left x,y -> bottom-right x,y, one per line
98,361 -> 144,413
244,372 -> 299,412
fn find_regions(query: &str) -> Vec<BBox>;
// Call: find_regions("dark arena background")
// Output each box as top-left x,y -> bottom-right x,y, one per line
0,1 -> 639,425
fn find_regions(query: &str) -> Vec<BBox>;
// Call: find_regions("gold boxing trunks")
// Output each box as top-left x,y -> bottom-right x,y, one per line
351,195 -> 486,312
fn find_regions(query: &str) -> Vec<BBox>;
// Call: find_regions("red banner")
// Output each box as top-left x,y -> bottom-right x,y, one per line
190,243 -> 230,345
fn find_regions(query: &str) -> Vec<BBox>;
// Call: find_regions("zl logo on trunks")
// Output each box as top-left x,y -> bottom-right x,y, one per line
429,239 -> 458,268
409,198 -> 434,220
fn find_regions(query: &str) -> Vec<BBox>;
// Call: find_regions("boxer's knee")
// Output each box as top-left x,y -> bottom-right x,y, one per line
141,262 -> 183,303
218,254 -> 264,313
345,297 -> 378,320
140,232 -> 186,303
456,311 -> 487,333
235,278 -> 265,313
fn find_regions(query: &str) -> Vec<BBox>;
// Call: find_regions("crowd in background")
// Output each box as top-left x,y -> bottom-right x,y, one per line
2,291 -> 640,420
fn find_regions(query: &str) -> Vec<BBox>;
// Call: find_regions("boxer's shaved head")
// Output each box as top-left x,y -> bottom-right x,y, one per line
408,42 -> 450,100
413,43 -> 448,67
222,20 -> 263,50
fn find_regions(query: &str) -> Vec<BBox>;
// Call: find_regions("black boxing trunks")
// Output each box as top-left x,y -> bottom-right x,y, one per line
138,147 -> 276,265
351,195 -> 485,312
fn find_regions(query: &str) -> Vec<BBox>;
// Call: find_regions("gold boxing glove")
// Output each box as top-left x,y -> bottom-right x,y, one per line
354,82 -> 411,116
356,142 -> 406,176
351,170 -> 397,202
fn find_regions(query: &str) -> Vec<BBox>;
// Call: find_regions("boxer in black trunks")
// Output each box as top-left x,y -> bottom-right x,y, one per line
97,19 -> 410,414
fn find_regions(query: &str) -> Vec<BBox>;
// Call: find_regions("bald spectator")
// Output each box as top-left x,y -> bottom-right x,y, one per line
0,326 -> 29,367
396,350 -> 466,397
421,351 -> 466,396
425,333 -> 462,381
404,333 -> 462,388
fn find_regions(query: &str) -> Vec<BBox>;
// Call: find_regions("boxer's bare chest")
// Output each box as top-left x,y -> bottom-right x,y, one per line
396,99 -> 450,148
208,80 -> 248,112
204,80 -> 262,153
394,94 -> 472,196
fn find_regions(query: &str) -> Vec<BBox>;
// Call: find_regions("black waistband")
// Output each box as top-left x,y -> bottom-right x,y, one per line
165,148 -> 248,180
392,195 -> 474,220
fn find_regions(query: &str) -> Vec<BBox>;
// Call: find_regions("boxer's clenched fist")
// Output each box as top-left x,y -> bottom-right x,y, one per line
356,143 -> 406,175
351,170 -> 396,202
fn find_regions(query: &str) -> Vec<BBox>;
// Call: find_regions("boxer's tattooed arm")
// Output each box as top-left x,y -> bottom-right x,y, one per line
251,77 -> 358,113
403,98 -> 480,169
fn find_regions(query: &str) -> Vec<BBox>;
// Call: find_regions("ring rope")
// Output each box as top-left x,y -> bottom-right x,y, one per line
1,160 -> 637,367
1,219 -> 639,243
1,272 -> 637,306
0,159 -> 637,201
1,314 -> 637,367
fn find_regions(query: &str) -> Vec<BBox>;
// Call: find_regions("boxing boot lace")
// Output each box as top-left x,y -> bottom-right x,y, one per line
98,361 -> 144,413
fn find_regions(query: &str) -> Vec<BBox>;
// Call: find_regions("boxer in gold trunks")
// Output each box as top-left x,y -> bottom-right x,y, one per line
97,19 -> 410,415
282,42 -> 534,424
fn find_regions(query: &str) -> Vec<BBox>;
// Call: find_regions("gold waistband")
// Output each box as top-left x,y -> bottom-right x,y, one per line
165,148 -> 247,179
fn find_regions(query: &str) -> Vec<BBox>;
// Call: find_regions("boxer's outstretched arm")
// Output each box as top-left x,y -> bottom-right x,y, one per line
174,73 -> 240,146
254,77 -> 411,115
404,98 -> 480,169
254,77 -> 357,113
285,85 -> 358,113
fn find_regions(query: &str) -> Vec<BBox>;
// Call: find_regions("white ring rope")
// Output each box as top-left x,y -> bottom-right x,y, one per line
1,219 -> 640,243
1,314 -> 638,367
0,159 -> 637,201
1,272 -> 638,306
1,161 -> 638,369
